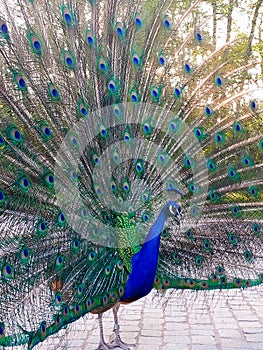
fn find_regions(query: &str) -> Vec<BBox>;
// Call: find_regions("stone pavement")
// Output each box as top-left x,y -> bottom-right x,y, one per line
36,287 -> 263,350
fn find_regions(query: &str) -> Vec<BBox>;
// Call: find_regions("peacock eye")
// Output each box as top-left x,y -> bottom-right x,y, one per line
195,31 -> 203,42
184,62 -> 191,73
1,21 -> 8,34
86,31 -> 94,45
41,323 -> 46,333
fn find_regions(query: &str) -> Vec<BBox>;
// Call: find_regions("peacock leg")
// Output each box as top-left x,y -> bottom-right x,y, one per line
96,313 -> 111,350
109,304 -> 135,350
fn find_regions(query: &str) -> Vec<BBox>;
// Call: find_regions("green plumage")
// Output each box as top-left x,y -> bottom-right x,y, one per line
116,215 -> 141,273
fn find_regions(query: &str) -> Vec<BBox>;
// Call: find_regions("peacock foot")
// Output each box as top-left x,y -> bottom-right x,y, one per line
96,340 -> 112,350
109,338 -> 135,350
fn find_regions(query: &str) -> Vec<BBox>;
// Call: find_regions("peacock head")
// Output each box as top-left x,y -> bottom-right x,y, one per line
164,187 -> 183,224
164,200 -> 182,224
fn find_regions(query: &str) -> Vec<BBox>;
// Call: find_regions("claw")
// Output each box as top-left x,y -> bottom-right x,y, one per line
96,340 -> 111,350
109,339 -> 135,349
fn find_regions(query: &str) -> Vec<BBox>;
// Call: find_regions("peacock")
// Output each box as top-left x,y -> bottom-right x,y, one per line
0,0 -> 263,349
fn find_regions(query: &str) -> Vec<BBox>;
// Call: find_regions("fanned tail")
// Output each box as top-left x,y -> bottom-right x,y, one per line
0,0 -> 262,348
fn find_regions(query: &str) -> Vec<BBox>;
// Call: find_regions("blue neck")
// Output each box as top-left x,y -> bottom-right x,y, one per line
146,209 -> 166,242
120,206 -> 167,301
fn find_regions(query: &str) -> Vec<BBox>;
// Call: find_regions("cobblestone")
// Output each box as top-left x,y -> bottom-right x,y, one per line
35,287 -> 263,350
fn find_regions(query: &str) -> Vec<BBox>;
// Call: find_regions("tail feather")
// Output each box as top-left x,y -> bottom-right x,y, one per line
0,0 -> 262,348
